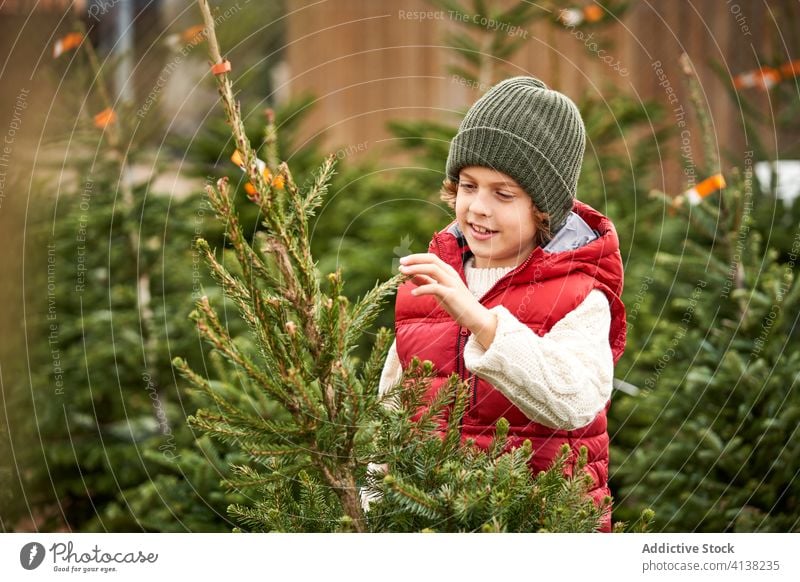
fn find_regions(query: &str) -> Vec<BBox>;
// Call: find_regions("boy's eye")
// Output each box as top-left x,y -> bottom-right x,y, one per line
458,182 -> 476,191
497,192 -> 513,199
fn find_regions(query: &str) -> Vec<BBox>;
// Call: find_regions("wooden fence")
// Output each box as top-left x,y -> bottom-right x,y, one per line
285,0 -> 799,196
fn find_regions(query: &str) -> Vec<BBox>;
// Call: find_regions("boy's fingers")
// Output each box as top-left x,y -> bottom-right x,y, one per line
399,253 -> 442,266
410,274 -> 436,286
400,265 -> 429,281
399,262 -> 450,281
410,283 -> 439,297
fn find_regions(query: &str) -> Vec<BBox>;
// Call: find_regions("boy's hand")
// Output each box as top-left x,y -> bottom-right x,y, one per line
398,253 -> 497,349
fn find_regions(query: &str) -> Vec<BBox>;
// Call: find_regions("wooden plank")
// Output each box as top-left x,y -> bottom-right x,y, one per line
283,0 -> 791,183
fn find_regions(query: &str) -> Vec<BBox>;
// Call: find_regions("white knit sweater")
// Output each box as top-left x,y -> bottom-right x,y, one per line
378,256 -> 615,430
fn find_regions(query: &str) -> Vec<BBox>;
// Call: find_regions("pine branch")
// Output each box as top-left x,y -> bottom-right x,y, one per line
439,379 -> 469,463
344,274 -> 404,348
197,1 -> 272,210
188,297 -> 303,416
262,108 -> 279,169
193,237 -> 292,368
679,53 -> 721,188
383,474 -> 444,521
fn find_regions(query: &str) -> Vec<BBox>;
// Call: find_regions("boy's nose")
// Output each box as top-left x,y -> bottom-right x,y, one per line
469,190 -> 493,216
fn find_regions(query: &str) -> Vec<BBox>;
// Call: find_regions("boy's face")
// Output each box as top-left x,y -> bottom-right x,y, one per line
455,166 -> 537,269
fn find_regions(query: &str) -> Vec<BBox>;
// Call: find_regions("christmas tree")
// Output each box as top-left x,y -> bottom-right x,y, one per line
612,53 -> 800,532
21,23 -> 248,532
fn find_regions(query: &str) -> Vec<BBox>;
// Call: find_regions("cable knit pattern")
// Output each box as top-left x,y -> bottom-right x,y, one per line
462,289 -> 613,429
378,258 -> 614,430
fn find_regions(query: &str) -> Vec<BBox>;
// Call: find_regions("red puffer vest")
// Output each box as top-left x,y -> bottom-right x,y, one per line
394,199 -> 626,532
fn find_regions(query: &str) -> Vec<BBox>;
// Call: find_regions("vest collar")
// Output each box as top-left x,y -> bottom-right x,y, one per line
430,199 -> 624,298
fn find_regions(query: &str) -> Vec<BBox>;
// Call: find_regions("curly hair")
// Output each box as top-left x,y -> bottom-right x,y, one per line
438,178 -> 553,248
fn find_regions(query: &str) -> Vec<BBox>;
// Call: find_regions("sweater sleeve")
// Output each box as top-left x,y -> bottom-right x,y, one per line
377,339 -> 403,398
462,289 -> 614,430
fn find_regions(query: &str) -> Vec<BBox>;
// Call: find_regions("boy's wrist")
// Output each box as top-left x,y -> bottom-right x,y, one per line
467,308 -> 498,350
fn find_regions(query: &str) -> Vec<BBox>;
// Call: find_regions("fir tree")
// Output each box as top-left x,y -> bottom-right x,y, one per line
23,22 -> 246,532
612,53 -> 800,532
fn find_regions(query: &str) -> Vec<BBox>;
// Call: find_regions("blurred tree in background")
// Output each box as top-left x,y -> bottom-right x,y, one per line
11,0 -> 287,531
611,52 -> 800,532
17,24 -> 238,531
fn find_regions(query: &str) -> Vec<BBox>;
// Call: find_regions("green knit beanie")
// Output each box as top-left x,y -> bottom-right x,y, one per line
445,76 -> 586,232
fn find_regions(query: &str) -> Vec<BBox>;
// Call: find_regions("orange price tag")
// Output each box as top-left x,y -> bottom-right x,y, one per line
53,32 -> 83,58
181,24 -> 206,45
211,60 -> 231,75
93,107 -> 117,129
583,5 -> 604,22
684,174 -> 726,205
779,59 -> 800,78
734,66 -> 782,90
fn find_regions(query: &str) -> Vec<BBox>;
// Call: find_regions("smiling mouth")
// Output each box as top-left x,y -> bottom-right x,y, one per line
470,223 -> 497,234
